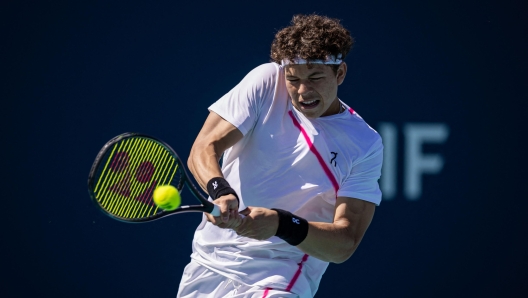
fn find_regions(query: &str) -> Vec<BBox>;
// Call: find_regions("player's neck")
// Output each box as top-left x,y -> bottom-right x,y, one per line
322,98 -> 343,117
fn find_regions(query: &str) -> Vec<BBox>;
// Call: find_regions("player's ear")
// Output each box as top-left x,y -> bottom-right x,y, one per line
336,62 -> 347,86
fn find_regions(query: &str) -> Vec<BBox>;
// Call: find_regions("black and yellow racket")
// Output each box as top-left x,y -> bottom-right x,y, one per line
88,132 -> 220,223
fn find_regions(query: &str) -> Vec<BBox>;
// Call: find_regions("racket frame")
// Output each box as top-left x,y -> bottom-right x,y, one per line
87,132 -> 220,223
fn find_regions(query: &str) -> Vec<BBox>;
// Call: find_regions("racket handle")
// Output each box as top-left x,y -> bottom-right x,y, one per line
210,203 -> 221,217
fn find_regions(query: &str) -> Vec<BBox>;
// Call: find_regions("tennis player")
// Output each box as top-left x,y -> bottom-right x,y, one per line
178,14 -> 383,298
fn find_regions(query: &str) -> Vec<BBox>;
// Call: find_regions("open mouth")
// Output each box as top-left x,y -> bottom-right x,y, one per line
300,100 -> 320,108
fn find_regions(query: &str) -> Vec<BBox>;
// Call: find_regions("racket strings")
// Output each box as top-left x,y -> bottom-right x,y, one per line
106,139 -> 177,218
111,139 -> 154,217
93,137 -> 182,219
104,138 -> 145,215
117,139 -> 158,217
96,139 -> 134,208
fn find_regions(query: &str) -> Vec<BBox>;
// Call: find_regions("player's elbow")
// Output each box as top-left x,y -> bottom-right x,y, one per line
330,242 -> 358,264
329,228 -> 362,264
187,140 -> 210,174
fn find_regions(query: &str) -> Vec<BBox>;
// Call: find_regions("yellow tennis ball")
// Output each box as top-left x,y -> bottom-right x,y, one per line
153,185 -> 181,211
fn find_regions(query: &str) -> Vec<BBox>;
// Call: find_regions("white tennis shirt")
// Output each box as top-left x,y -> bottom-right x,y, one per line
189,63 -> 383,297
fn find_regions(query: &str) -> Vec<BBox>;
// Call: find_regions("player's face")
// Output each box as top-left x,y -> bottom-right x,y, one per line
285,63 -> 347,118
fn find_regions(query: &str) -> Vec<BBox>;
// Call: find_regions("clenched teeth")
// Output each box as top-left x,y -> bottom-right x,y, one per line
301,100 -> 317,105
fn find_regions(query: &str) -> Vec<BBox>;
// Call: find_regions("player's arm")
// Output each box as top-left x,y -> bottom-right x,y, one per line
296,197 -> 375,263
188,111 -> 243,224
236,197 -> 374,263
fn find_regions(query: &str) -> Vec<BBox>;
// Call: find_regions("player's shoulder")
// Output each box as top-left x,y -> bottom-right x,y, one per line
244,62 -> 281,81
345,110 -> 383,151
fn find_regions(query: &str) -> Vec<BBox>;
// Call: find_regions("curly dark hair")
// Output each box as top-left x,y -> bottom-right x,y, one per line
270,14 -> 354,68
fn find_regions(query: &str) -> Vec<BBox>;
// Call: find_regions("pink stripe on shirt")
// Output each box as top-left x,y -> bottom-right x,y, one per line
286,254 -> 310,292
287,111 -> 339,193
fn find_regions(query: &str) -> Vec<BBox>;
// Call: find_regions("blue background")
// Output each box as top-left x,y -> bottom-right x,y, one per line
2,0 -> 527,297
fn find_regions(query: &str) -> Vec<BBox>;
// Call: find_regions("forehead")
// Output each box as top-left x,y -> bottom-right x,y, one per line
284,64 -> 333,76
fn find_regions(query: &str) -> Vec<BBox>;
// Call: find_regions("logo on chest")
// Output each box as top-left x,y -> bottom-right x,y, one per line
330,152 -> 338,167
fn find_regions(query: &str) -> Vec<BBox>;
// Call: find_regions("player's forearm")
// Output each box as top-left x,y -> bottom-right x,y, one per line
188,112 -> 244,193
293,198 -> 375,263
235,206 -> 369,263
188,141 -> 224,192
297,221 -> 360,263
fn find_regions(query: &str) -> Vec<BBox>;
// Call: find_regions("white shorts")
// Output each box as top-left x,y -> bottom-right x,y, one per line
177,260 -> 299,298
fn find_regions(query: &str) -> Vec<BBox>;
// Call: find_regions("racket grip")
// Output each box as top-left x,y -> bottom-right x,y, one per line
210,204 -> 221,217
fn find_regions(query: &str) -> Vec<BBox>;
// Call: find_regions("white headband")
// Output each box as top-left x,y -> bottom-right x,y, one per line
281,54 -> 343,66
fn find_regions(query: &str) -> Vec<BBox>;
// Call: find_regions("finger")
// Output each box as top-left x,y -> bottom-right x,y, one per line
224,212 -> 243,229
228,199 -> 240,217
205,212 -> 218,225
219,201 -> 230,223
240,207 -> 251,216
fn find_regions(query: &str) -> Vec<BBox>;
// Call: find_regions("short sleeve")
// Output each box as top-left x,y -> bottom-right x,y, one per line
337,138 -> 384,205
208,63 -> 279,135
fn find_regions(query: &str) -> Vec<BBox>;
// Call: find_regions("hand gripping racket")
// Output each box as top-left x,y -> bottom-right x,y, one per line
88,132 -> 221,223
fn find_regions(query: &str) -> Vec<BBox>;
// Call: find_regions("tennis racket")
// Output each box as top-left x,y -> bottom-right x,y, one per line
88,132 -> 220,223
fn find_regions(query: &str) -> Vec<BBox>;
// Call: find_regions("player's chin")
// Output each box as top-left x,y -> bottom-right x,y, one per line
300,108 -> 323,118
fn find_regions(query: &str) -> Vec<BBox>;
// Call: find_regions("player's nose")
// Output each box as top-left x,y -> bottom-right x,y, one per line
298,82 -> 313,94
